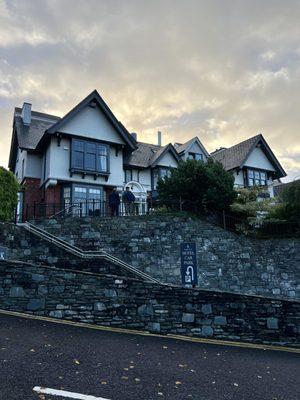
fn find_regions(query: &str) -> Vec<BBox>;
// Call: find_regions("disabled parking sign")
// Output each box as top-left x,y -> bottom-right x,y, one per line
180,243 -> 198,286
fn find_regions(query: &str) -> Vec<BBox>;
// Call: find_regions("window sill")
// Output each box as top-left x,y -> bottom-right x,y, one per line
70,168 -> 110,181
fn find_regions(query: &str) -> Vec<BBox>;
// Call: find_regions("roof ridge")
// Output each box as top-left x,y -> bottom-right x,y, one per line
219,134 -> 262,153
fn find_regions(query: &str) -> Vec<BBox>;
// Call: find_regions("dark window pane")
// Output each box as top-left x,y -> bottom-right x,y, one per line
85,152 -> 96,171
73,151 -> 84,169
195,153 -> 203,161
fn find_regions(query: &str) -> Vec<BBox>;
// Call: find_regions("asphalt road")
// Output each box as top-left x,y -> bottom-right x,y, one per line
0,313 -> 299,400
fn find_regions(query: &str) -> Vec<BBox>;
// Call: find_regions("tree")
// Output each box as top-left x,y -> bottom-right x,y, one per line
0,167 -> 19,221
157,159 -> 236,213
268,180 -> 300,222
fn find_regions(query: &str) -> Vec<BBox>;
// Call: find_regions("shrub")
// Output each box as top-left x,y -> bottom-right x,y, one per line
157,159 -> 236,213
0,167 -> 19,221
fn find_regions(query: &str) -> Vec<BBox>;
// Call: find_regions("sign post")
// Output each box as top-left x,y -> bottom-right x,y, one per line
180,243 -> 198,287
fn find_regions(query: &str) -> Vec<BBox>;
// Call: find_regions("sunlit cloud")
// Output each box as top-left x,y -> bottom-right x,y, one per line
0,0 -> 299,182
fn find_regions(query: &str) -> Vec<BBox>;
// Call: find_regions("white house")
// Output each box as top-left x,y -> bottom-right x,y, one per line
8,90 -> 286,219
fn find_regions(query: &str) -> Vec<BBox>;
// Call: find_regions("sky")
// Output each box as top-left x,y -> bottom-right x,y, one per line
0,0 -> 299,181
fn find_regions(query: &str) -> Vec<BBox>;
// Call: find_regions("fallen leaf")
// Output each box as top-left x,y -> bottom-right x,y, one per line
158,392 -> 164,396
134,378 -> 141,383
74,359 -> 80,365
121,376 -> 128,380
30,349 -> 35,352
175,381 -> 182,385
257,376 -> 262,379
123,368 -> 129,371
100,380 -> 107,385
233,383 -> 239,387
129,366 -> 134,369
163,346 -> 168,349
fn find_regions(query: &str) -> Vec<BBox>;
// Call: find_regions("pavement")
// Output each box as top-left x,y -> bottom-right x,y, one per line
0,312 -> 299,400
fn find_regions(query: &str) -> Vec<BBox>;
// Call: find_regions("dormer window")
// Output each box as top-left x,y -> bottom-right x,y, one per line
187,152 -> 203,161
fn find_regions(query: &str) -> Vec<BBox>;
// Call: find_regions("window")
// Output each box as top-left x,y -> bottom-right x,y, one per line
71,139 -> 109,173
125,169 -> 132,183
188,152 -> 203,161
152,167 -> 171,189
247,169 -> 267,186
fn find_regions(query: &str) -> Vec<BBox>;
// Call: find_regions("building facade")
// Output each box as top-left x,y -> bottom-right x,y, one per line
8,90 -> 286,219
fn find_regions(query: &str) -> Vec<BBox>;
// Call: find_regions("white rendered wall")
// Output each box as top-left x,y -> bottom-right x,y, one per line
138,169 -> 152,191
233,170 -> 245,187
181,141 -> 208,162
244,147 -> 275,171
59,105 -> 125,145
156,152 -> 178,168
44,137 -> 125,189
26,153 -> 42,179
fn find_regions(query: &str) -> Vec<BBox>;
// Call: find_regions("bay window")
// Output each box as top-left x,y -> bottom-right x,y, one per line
71,139 -> 109,174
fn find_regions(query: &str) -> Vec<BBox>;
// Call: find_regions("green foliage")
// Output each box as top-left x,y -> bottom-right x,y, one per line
157,159 -> 236,213
235,187 -> 268,204
230,187 -> 272,218
0,167 -> 19,221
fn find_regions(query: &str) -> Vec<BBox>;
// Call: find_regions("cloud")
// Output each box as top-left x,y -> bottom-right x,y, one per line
0,0 -> 299,181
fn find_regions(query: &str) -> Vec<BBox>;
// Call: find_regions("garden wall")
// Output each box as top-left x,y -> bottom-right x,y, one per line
34,215 -> 300,300
0,260 -> 299,347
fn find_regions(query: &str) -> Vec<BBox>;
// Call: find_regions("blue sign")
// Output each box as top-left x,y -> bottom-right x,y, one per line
180,243 -> 198,286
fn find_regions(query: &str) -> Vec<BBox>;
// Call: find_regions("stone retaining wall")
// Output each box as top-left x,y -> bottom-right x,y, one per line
0,260 -> 299,347
34,215 -> 300,300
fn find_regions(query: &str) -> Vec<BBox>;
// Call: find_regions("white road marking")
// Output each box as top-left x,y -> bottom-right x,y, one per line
33,386 -> 111,400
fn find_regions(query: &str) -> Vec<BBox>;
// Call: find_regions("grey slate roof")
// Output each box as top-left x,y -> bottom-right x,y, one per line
14,110 -> 60,150
210,134 -> 261,171
210,134 -> 286,178
175,136 -> 210,157
124,142 -> 166,168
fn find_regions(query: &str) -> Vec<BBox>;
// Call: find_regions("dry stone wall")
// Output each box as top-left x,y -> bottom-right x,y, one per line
34,215 -> 300,300
0,260 -> 299,347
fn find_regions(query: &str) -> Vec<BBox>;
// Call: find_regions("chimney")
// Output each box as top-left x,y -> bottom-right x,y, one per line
131,132 -> 137,141
157,131 -> 162,146
21,102 -> 32,126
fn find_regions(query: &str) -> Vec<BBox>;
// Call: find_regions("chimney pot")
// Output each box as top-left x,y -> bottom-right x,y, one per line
157,131 -> 162,146
21,102 -> 32,126
131,132 -> 137,141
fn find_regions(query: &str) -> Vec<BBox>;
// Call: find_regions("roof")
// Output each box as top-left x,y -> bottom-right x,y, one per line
14,110 -> 60,150
124,142 -> 180,168
273,179 -> 299,196
210,134 -> 286,178
9,90 -> 137,170
175,136 -> 210,158
42,90 -> 136,151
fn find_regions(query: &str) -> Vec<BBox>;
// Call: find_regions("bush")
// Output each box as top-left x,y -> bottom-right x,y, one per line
157,159 -> 236,213
0,167 -> 19,221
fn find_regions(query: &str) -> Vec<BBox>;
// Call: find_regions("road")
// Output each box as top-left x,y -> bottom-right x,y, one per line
0,313 -> 299,400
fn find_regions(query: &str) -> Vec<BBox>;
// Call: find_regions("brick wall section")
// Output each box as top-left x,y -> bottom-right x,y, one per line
34,215 -> 300,300
0,260 -> 299,347
23,178 -> 42,219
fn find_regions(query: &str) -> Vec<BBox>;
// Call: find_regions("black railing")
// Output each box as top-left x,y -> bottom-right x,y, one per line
18,199 -> 299,238
21,199 -> 184,221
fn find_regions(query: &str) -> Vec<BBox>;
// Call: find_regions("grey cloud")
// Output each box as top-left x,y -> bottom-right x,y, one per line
0,0 -> 299,181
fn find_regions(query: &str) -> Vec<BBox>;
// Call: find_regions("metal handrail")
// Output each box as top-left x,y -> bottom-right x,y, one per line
49,204 -> 81,219
19,222 -> 161,284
